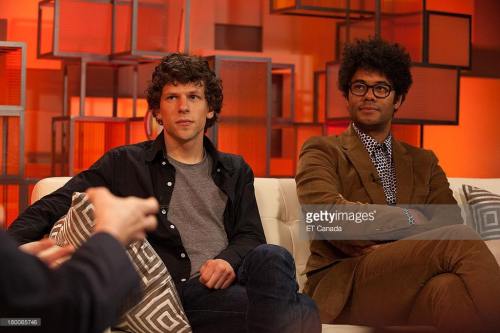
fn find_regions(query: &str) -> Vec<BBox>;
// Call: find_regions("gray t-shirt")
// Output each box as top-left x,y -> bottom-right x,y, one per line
167,153 -> 228,278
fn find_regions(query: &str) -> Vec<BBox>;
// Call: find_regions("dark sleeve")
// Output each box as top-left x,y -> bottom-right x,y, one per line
215,159 -> 266,272
7,150 -> 117,244
0,231 -> 141,333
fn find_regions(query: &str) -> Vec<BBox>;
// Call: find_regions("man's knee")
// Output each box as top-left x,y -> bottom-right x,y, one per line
243,244 -> 296,278
421,273 -> 466,295
248,244 -> 294,265
410,273 -> 480,330
435,224 -> 481,240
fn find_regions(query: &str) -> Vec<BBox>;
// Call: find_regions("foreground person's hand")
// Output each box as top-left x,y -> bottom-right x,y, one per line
20,239 -> 75,268
199,259 -> 236,289
87,187 -> 159,246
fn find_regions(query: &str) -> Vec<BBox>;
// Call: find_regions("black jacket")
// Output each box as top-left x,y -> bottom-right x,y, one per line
8,133 -> 266,288
0,231 -> 140,333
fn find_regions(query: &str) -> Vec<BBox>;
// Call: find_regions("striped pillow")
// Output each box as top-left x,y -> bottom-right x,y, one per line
462,185 -> 500,240
50,192 -> 191,333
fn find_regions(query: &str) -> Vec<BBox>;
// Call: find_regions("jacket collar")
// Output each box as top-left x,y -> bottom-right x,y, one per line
144,131 -> 234,174
340,124 -> 413,204
352,122 -> 393,160
391,136 -> 413,204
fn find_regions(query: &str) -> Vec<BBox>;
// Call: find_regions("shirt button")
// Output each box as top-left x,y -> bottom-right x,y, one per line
161,161 -> 166,166
180,252 -> 186,258
161,209 -> 167,215
167,181 -> 172,186
170,224 -> 175,229
181,278 -> 187,282
216,168 -> 221,173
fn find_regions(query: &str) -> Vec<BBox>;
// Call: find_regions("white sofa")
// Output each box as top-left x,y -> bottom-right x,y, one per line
31,177 -> 500,333
254,178 -> 500,290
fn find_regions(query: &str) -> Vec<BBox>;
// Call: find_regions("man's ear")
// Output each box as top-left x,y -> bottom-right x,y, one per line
207,110 -> 215,119
344,94 -> 350,107
152,109 -> 163,125
153,109 -> 161,119
394,95 -> 403,111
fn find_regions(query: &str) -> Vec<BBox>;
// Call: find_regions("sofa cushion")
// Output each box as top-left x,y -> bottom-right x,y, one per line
448,178 -> 500,225
50,192 -> 191,333
462,185 -> 500,240
254,178 -> 310,291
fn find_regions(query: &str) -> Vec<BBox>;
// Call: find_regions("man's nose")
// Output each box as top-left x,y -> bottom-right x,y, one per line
364,87 -> 376,100
178,95 -> 189,112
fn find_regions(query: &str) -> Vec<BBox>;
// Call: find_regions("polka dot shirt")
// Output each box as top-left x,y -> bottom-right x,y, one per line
352,123 -> 397,205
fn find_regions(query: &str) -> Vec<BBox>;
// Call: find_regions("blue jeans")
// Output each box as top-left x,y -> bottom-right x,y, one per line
179,244 -> 321,333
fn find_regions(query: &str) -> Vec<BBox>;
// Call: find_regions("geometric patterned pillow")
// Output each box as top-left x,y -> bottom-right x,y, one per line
462,185 -> 500,240
50,192 -> 192,333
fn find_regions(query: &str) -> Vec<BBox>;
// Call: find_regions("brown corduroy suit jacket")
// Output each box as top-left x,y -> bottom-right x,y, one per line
295,125 -> 462,323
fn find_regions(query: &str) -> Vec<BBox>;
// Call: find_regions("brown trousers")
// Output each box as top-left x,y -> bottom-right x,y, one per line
324,225 -> 500,332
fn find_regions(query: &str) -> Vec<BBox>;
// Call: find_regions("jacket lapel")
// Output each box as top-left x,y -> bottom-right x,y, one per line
340,126 -> 387,204
392,138 -> 413,204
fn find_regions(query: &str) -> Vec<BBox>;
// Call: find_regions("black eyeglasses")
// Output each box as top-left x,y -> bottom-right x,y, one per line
349,82 -> 393,98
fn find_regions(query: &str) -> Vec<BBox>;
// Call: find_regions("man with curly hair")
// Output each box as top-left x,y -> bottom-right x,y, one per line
9,53 -> 320,332
296,38 -> 500,331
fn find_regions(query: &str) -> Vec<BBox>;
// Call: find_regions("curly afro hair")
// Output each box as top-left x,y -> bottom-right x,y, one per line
338,37 -> 412,102
146,53 -> 223,129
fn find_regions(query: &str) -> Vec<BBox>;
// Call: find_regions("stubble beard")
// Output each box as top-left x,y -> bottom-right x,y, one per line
350,108 -> 393,134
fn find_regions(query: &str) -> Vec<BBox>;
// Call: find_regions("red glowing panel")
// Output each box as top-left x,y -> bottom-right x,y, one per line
399,65 -> 458,123
215,57 -> 270,176
325,62 -> 348,120
0,117 -> 20,176
70,97 -> 148,117
424,77 -> 500,178
270,126 -> 295,177
271,0 -> 296,10
326,121 -> 349,136
272,66 -> 294,120
0,46 -> 22,106
129,118 -> 149,144
270,158 -> 294,177
337,19 -> 376,59
272,0 -> 375,18
1,185 -> 19,228
426,0 -> 474,15
58,0 -> 112,55
381,0 -> 423,62
381,14 -> 423,62
391,124 -> 420,147
296,125 -> 324,163
314,71 -> 326,123
39,2 -> 55,56
326,63 -> 459,124
428,13 -> 470,67
113,1 -> 132,54
113,0 -> 184,56
218,123 -> 268,177
73,121 -> 127,174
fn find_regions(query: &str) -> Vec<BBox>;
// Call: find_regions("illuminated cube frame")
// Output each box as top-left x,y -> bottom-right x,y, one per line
270,0 -> 376,19
327,3 -> 471,147
0,41 -> 29,215
37,0 -> 191,60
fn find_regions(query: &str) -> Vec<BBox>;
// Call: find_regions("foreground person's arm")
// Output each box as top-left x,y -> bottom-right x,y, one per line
0,188 -> 158,333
